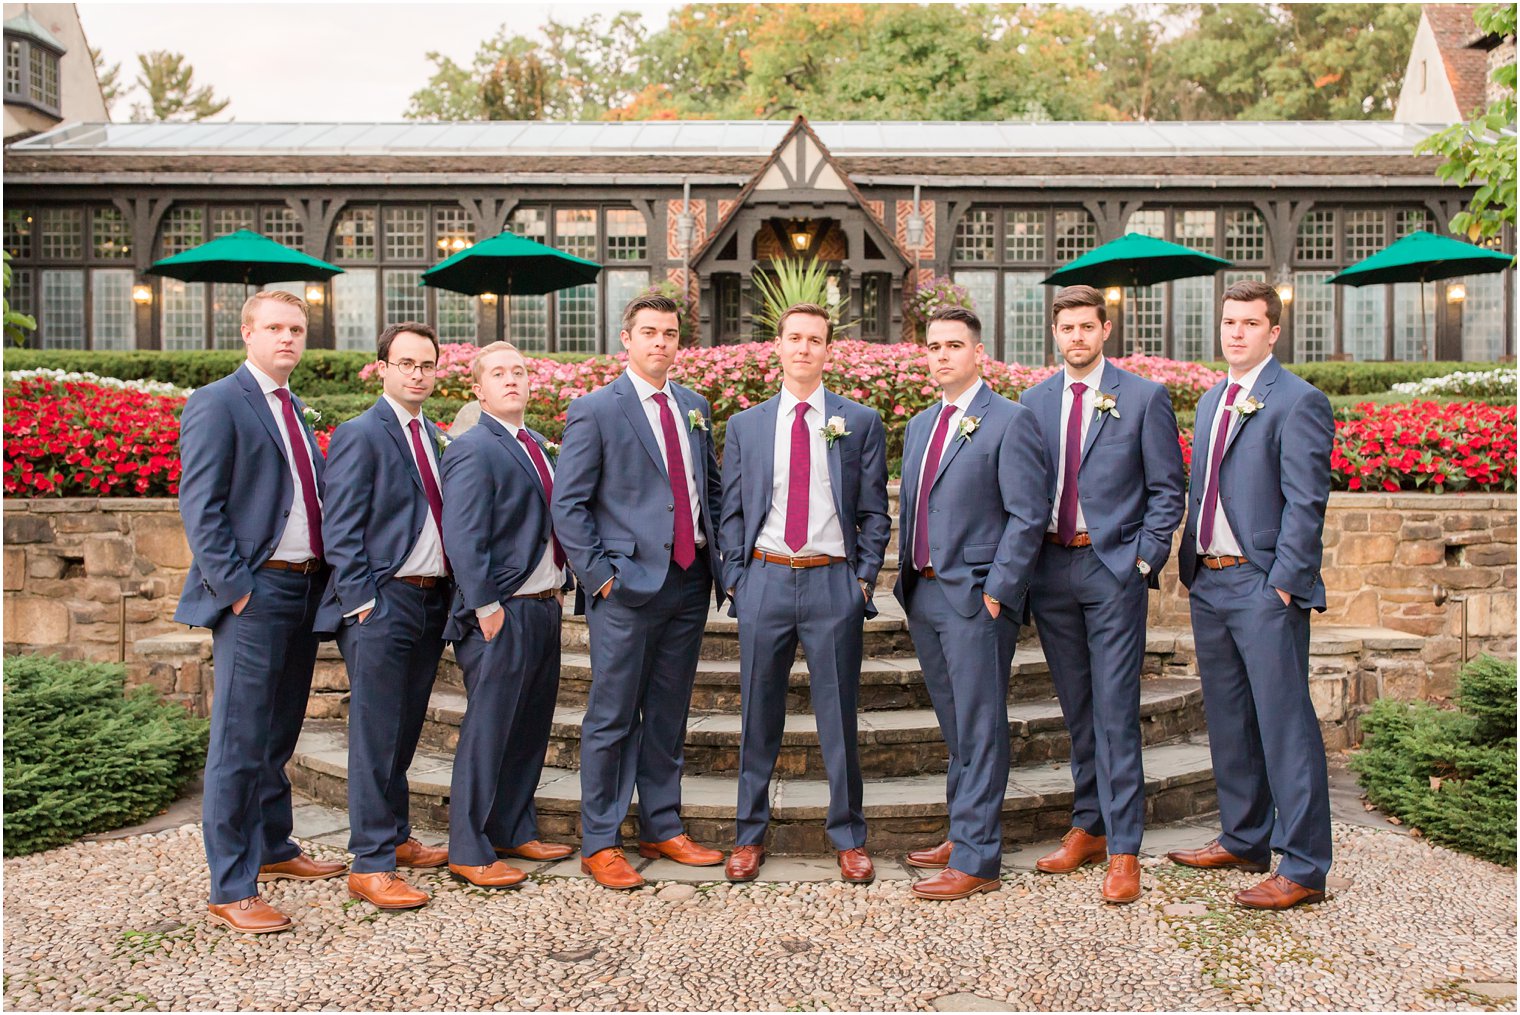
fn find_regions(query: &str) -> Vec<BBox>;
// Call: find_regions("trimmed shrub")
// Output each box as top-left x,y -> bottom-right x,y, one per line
1351,656 -> 1517,867
2,349 -> 375,396
3,655 -> 208,857
1284,361 -> 1503,396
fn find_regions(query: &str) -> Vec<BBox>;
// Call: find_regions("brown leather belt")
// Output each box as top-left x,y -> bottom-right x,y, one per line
1201,554 -> 1249,570
262,558 -> 325,575
396,574 -> 447,589
513,589 -> 559,600
1045,533 -> 1092,548
752,549 -> 847,569
918,567 -> 937,580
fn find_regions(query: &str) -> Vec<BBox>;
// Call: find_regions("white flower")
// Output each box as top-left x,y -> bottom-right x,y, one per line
3,368 -> 192,398
435,431 -> 453,455
957,415 -> 981,441
820,415 -> 851,446
542,440 -> 561,460
302,404 -> 322,427
1231,395 -> 1265,418
687,408 -> 709,432
1093,392 -> 1121,419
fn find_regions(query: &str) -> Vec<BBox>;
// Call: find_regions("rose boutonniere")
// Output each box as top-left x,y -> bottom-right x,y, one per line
435,431 -> 453,456
541,440 -> 561,461
956,416 -> 981,442
687,409 -> 709,433
1093,392 -> 1120,419
301,404 -> 322,428
1231,395 -> 1265,418
820,415 -> 851,447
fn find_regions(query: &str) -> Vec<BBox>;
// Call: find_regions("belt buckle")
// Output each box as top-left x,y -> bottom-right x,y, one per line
789,555 -> 807,569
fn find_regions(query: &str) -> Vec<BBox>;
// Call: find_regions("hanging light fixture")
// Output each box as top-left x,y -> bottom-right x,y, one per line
789,220 -> 811,251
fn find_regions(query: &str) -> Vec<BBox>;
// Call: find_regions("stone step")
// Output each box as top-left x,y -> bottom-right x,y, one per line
287,723 -> 1218,855
416,677 -> 1206,778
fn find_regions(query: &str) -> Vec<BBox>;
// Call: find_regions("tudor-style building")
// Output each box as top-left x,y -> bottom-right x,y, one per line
3,116 -> 1513,363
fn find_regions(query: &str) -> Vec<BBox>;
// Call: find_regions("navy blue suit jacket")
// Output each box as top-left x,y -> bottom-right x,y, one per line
313,399 -> 446,634
893,382 -> 1048,619
175,364 -> 326,629
1020,361 -> 1185,587
719,390 -> 892,618
550,372 -> 723,614
440,413 -> 568,642
1178,357 -> 1333,611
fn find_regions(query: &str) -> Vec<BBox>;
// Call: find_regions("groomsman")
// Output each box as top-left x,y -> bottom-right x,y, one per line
176,290 -> 346,934
441,342 -> 574,889
894,307 -> 1047,900
552,294 -> 726,890
720,302 -> 891,884
1168,279 -> 1334,910
315,322 -> 452,910
1020,284 -> 1184,905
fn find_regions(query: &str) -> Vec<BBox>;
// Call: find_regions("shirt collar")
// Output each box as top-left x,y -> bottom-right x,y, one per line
625,367 -> 673,405
942,377 -> 983,413
483,410 -> 526,439
1227,355 -> 1273,395
245,360 -> 287,396
1063,357 -> 1104,394
779,384 -> 826,419
382,392 -> 425,428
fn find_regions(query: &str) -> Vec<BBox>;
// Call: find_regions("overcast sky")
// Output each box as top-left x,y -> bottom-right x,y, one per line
78,2 -> 678,121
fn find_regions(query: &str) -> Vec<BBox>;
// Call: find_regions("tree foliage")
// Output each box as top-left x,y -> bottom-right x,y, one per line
129,50 -> 230,122
90,46 -> 123,116
4,252 -> 37,347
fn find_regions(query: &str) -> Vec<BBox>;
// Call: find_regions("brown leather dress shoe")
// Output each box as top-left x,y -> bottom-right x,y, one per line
495,840 -> 574,862
725,845 -> 765,882
838,847 -> 875,884
258,852 -> 349,882
579,847 -> 645,890
1101,854 -> 1142,904
905,841 -> 953,869
448,861 -> 527,889
394,837 -> 450,869
348,871 -> 430,910
206,896 -> 292,934
911,868 -> 1000,900
637,833 -> 725,866
1167,839 -> 1270,873
1234,874 -> 1325,910
1035,828 -> 1107,874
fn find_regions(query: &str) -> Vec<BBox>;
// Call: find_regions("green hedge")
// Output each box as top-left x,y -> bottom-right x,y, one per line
1286,361 -> 1501,396
1350,655 -> 1517,867
3,655 -> 209,857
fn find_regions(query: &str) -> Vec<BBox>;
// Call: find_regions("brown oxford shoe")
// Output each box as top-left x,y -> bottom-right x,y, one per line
495,840 -> 574,862
580,847 -> 645,890
348,871 -> 430,910
258,852 -> 349,882
911,868 -> 1000,900
637,833 -> 725,867
448,861 -> 527,889
838,847 -> 875,884
1234,874 -> 1325,910
1035,828 -> 1107,874
905,841 -> 953,870
1101,854 -> 1142,905
394,837 -> 450,869
206,896 -> 292,934
1167,839 -> 1270,873
725,845 -> 765,882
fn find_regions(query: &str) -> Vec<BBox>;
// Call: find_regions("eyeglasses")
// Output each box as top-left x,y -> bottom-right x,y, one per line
386,359 -> 438,377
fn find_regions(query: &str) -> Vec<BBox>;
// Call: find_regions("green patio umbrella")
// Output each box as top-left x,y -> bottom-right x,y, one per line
420,229 -> 602,342
145,229 -> 344,285
1330,230 -> 1515,360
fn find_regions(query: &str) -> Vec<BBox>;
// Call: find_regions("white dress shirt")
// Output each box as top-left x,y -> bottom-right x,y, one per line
476,411 -> 567,619
911,377 -> 984,568
245,360 -> 322,564
756,385 -> 848,558
1198,355 -> 1274,557
625,368 -> 706,548
1047,357 -> 1105,535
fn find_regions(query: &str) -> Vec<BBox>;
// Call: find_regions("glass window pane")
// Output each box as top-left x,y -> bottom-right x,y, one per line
1461,272 -> 1510,362
510,207 -> 547,241
28,44 -> 44,102
1292,270 -> 1334,362
90,268 -> 135,350
1294,211 -> 1336,263
604,269 -> 650,343
40,269 -> 84,349
159,207 -> 204,256
1343,210 -> 1386,262
1223,209 -> 1266,264
1003,210 -> 1046,263
333,268 -> 377,351
1171,275 -> 1214,361
433,205 -> 475,262
160,278 -> 206,351
1128,209 -> 1165,239
40,208 -> 83,260
384,206 -> 428,261
952,209 -> 996,263
1393,284 -> 1437,361
1176,210 -> 1216,253
5,207 -> 33,259
383,268 -> 426,323
951,269 -> 997,327
605,209 -> 648,262
92,207 -> 131,259
1125,285 -> 1166,355
211,283 -> 245,349
1343,286 -> 1386,360
1001,271 -> 1046,365
508,294 -> 548,351
334,207 -> 377,262
5,40 -> 20,95
554,208 -> 597,261
1053,210 -> 1098,262
436,289 -> 477,344
40,49 -> 58,107
261,206 -> 304,249
716,275 -> 742,343
9,267 -> 33,319
210,207 -> 254,237
555,282 -> 598,353
1396,208 -> 1434,238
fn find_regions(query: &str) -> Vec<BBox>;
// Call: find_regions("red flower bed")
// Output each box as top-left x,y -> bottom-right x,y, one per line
1331,401 -> 1517,493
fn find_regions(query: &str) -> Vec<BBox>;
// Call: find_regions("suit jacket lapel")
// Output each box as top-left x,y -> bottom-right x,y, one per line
1079,366 -> 1120,466
899,413 -> 926,540
615,374 -> 668,479
931,382 -> 991,491
1031,377 -> 1062,491
236,365 -> 287,455
377,402 -> 424,494
756,395 -> 778,504
1222,358 -> 1280,459
673,387 -> 706,492
480,413 -> 545,498
823,392 -> 846,522
1193,380 -> 1225,502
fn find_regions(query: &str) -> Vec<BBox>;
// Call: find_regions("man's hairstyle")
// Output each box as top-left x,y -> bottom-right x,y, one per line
1221,278 -> 1283,327
377,321 -> 439,362
776,302 -> 834,343
620,293 -> 681,333
1051,285 -> 1107,326
471,340 -> 522,384
926,304 -> 982,340
241,289 -> 308,327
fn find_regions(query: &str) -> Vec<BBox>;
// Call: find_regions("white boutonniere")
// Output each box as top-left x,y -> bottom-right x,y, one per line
956,416 -> 981,442
1231,395 -> 1265,418
541,439 -> 561,461
301,404 -> 322,428
435,431 -> 453,456
687,409 -> 709,433
820,415 -> 851,447
1093,392 -> 1120,419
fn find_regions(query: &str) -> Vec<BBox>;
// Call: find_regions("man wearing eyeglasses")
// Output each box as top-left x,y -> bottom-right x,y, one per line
315,322 -> 453,910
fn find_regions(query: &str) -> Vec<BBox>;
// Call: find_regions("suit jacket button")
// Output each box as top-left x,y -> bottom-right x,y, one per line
667,504 -> 674,511
664,542 -> 672,549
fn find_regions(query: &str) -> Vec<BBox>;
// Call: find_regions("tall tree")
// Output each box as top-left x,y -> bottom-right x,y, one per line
129,51 -> 229,121
90,46 -> 123,116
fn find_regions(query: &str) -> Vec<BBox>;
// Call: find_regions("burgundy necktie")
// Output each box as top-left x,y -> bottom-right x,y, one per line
1198,382 -> 1242,553
650,392 -> 696,569
273,388 -> 323,559
515,428 -> 566,569
784,401 -> 811,553
1056,381 -> 1087,546
407,418 -> 450,574
912,402 -> 956,570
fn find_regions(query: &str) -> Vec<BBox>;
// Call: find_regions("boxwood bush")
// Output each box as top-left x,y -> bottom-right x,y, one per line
3,655 -> 208,856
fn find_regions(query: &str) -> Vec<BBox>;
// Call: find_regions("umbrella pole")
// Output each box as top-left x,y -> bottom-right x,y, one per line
1421,278 -> 1432,362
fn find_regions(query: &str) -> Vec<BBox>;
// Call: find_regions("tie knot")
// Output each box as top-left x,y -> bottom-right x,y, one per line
1225,382 -> 1242,405
407,418 -> 420,434
1070,381 -> 1087,396
515,429 -> 532,445
274,388 -> 291,404
794,402 -> 810,420
651,391 -> 669,408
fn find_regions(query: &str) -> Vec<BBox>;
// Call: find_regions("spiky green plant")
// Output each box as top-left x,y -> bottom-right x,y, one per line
749,256 -> 856,338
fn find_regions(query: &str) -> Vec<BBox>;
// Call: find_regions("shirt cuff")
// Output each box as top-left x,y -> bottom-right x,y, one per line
344,598 -> 376,619
475,601 -> 503,620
